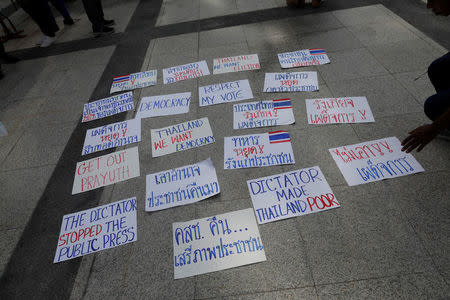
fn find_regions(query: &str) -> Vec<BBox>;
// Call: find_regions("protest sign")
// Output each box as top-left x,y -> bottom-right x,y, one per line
54,197 -> 137,263
213,54 -> 260,75
146,158 -> 220,211
151,117 -> 214,157
82,92 -> 133,123
263,72 -> 319,93
329,137 -> 425,186
136,92 -> 191,119
306,97 -> 375,124
82,119 -> 141,156
110,70 -> 157,94
163,60 -> 210,84
72,147 -> 140,194
199,80 -> 253,107
278,48 -> 330,68
233,99 -> 295,129
224,131 -> 295,170
248,166 -> 339,224
173,208 -> 266,279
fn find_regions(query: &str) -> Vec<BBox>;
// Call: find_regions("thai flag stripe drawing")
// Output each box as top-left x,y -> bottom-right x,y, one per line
273,99 -> 292,110
309,49 -> 326,55
113,75 -> 130,83
269,131 -> 291,144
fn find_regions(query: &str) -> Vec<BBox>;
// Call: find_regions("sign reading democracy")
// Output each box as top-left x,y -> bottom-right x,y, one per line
173,208 -> 266,279
278,48 -> 330,68
163,60 -> 210,84
136,92 -> 191,119
82,92 -> 133,123
199,80 -> 253,107
110,70 -> 157,94
248,166 -> 339,224
306,97 -> 375,124
224,131 -> 295,170
151,117 -> 215,157
329,137 -> 425,186
213,54 -> 260,75
72,147 -> 140,194
264,72 -> 319,93
54,197 -> 137,263
233,99 -> 295,129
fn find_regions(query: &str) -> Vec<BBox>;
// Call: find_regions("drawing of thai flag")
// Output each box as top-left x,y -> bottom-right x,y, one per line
309,48 -> 326,55
273,98 -> 292,110
113,74 -> 130,84
269,131 -> 291,144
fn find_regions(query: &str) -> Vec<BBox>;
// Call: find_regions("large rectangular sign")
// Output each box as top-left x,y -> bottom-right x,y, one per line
82,92 -> 133,123
163,60 -> 210,84
110,70 -> 157,94
278,48 -> 330,68
233,99 -> 295,129
263,72 -> 319,92
199,80 -> 253,107
213,54 -> 260,74
306,97 -> 375,124
136,92 -> 191,119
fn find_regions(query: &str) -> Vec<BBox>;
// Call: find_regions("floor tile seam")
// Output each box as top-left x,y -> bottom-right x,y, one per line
391,71 -> 429,106
0,129 -> 27,169
117,243 -> 136,299
0,227 -> 24,233
0,162 -> 57,174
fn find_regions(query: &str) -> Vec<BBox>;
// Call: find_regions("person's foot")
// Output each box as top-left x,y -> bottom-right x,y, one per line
287,0 -> 305,8
40,35 -> 56,47
64,18 -> 75,25
312,0 -> 322,8
1,54 -> 20,64
103,19 -> 116,26
93,26 -> 115,37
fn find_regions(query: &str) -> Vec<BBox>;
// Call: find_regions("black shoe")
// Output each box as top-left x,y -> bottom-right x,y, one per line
1,54 -> 20,64
103,19 -> 115,26
0,70 -> 4,80
64,18 -> 75,25
93,26 -> 115,37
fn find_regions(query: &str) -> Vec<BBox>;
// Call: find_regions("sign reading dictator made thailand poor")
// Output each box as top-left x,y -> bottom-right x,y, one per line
82,92 -> 134,123
233,99 -> 295,129
110,70 -> 157,94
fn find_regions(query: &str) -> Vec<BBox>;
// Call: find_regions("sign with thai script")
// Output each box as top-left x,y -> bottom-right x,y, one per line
172,208 -> 266,279
54,197 -> 137,263
213,54 -> 261,75
306,97 -> 375,124
151,117 -> 215,157
233,99 -> 295,129
146,158 -> 220,211
82,92 -> 133,123
224,131 -> 295,170
263,72 -> 318,93
136,92 -> 191,119
72,147 -> 140,194
278,48 -> 330,68
110,70 -> 157,94
247,166 -> 339,224
199,80 -> 253,107
329,137 -> 425,186
163,60 -> 210,84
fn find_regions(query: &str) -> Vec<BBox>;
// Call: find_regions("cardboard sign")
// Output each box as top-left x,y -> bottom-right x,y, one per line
213,54 -> 261,74
110,70 -> 157,94
199,80 -> 253,107
54,197 -> 137,263
72,147 -> 140,194
163,60 -> 210,84
173,208 -> 266,279
263,72 -> 319,93
329,137 -> 425,186
306,97 -> 375,124
278,48 -> 330,68
151,117 -> 215,157
233,99 -> 295,129
82,119 -> 141,155
146,158 -> 220,211
248,166 -> 339,224
136,92 -> 191,119
82,92 -> 134,123
224,131 -> 295,169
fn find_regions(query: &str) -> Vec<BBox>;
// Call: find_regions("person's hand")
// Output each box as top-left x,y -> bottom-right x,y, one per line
401,124 -> 439,153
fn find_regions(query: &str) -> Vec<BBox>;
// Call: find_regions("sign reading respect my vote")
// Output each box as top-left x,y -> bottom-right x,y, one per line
82,92 -> 134,123
233,99 -> 295,129
163,60 -> 210,84
199,79 -> 253,107
264,72 -> 319,93
110,70 -> 157,94
136,92 -> 191,119
306,97 -> 375,124
213,54 -> 261,74
278,48 -> 330,68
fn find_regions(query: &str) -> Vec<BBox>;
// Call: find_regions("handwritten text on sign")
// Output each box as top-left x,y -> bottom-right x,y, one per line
82,92 -> 133,123
329,137 -> 425,186
263,72 -> 319,93
54,197 -> 137,263
163,60 -> 210,84
72,147 -> 140,194
199,80 -> 253,107
248,166 -> 339,224
110,70 -> 157,94
136,92 -> 191,119
173,208 -> 266,279
278,48 -> 330,68
306,97 -> 375,124
224,131 -> 295,169
233,99 -> 295,129
213,54 -> 261,75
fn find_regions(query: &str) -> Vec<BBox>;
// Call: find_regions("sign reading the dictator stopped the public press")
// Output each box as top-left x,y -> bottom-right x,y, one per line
233,99 -> 295,129
163,60 -> 210,84
110,70 -> 157,94
54,197 -> 137,263
199,80 -> 253,107
278,48 -> 330,68
82,92 -> 134,123
213,54 -> 261,74
173,208 -> 266,279
136,92 -> 191,119
306,97 -> 375,124
263,72 -> 319,92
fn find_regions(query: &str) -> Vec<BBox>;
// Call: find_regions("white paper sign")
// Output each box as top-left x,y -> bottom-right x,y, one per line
199,80 -> 253,107
278,48 -> 330,68
224,131 -> 295,169
173,208 -> 266,279
233,98 -> 295,129
163,60 -> 210,84
82,92 -> 133,123
263,72 -> 318,93
306,97 -> 375,124
136,92 -> 191,119
110,70 -> 157,94
151,117 -> 215,157
54,197 -> 137,263
329,137 -> 425,186
72,147 -> 140,194
248,166 -> 339,224
213,54 -> 261,74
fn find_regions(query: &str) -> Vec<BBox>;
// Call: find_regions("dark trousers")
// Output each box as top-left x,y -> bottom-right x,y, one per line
81,0 -> 105,31
425,52 -> 450,121
48,0 -> 71,20
19,0 -> 59,37
0,42 -> 4,71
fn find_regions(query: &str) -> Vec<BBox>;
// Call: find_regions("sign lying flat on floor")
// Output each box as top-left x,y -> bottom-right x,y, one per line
224,131 -> 295,169
146,158 -> 220,211
213,54 -> 260,74
163,60 -> 210,84
82,92 -> 134,123
248,166 -> 339,224
199,79 -> 253,107
110,70 -> 157,94
82,119 -> 141,155
329,137 -> 425,186
263,72 -> 319,92
54,197 -> 137,263
233,99 -> 295,129
278,48 -> 330,68
173,208 -> 266,279
306,97 -> 375,124
151,117 -> 214,157
136,92 -> 191,119
72,147 -> 140,194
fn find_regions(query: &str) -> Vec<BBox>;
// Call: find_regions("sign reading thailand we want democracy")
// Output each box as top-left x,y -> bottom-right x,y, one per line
264,72 -> 319,92
213,54 -> 260,74
110,70 -> 157,94
233,99 -> 295,129
278,48 -> 330,68
82,92 -> 134,123
163,60 -> 210,84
